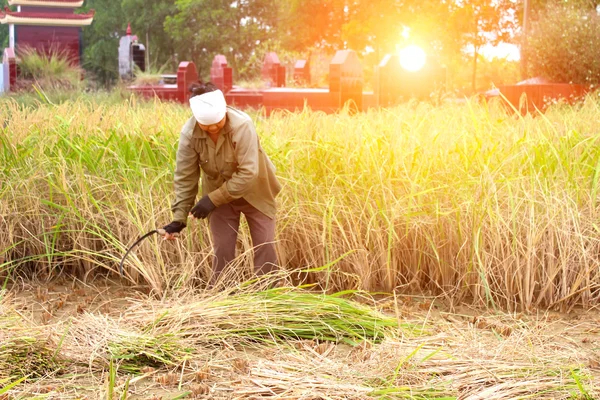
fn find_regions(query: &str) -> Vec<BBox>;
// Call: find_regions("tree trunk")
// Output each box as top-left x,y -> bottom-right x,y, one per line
520,0 -> 529,80
146,31 -> 151,72
472,46 -> 479,93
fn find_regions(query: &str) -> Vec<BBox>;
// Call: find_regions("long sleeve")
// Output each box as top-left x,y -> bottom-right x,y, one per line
171,131 -> 200,223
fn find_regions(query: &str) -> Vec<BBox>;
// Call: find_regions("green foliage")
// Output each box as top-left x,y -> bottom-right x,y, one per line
526,2 -> 600,84
278,0 -> 517,92
81,0 -> 126,86
279,0 -> 451,57
279,0 -> 346,52
241,39 -> 303,84
530,0 -> 600,13
165,0 -> 281,80
448,0 -> 516,92
0,0 -> 522,90
449,53 -> 520,93
449,0 -> 515,51
0,0 -> 524,90
132,63 -> 168,86
0,0 -> 9,49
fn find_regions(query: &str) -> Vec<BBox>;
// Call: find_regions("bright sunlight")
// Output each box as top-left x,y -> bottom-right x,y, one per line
398,44 -> 427,72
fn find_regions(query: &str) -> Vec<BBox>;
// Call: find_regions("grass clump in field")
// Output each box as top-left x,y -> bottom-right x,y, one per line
0,308 -> 64,379
107,332 -> 192,372
17,46 -> 82,91
0,332 -> 62,379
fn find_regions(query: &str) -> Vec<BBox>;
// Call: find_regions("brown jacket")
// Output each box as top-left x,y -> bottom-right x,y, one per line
171,107 -> 281,223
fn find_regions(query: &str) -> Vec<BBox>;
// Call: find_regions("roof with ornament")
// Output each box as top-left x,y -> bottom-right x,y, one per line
0,6 -> 95,26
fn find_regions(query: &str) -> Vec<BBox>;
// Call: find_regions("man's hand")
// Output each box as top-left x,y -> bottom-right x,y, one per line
158,221 -> 186,240
190,195 -> 216,219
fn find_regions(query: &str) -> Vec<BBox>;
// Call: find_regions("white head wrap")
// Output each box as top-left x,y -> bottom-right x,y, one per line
189,90 -> 227,125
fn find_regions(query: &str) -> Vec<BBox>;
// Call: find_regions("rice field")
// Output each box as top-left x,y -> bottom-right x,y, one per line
1,93 -> 600,398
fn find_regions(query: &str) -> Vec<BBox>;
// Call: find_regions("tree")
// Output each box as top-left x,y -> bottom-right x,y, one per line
342,0 -> 406,54
278,0 -> 346,52
526,0 -> 600,12
0,0 -> 9,50
279,0 -> 452,57
121,0 -> 177,72
276,0 -> 455,89
526,2 -> 600,84
449,0 -> 516,92
517,0 -> 600,79
165,0 -> 281,80
81,0 -> 126,86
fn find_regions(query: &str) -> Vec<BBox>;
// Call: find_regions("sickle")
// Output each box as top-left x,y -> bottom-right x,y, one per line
119,230 -> 160,276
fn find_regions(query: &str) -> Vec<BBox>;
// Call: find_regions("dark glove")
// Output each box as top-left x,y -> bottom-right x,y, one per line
159,221 -> 186,235
190,195 -> 216,219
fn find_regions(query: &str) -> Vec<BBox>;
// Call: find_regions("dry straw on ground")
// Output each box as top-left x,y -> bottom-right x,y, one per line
1,283 -> 598,399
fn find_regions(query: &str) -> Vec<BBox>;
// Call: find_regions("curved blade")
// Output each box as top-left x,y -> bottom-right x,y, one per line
119,230 -> 158,276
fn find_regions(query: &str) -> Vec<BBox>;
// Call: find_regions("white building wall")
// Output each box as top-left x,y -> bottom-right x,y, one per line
118,36 -> 133,79
0,63 -> 7,94
9,24 -> 15,49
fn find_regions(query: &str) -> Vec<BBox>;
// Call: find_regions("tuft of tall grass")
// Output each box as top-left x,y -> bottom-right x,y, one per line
1,95 -> 600,309
17,46 -> 82,91
132,63 -> 170,86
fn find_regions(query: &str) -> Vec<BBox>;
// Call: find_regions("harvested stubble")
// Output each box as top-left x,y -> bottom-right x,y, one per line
2,95 -> 600,312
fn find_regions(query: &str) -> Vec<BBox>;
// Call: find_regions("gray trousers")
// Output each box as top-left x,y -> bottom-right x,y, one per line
208,198 -> 278,284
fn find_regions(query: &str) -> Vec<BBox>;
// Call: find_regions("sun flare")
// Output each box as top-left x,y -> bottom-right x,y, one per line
398,45 -> 426,72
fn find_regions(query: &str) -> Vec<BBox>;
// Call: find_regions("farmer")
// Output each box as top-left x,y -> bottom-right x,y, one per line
160,82 -> 282,286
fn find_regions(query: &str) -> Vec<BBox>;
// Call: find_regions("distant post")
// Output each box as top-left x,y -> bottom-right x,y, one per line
375,54 -> 402,107
3,48 -> 16,91
262,52 -> 285,87
0,60 -> 6,93
176,62 -> 199,103
293,59 -> 310,85
329,50 -> 363,112
210,55 -> 233,93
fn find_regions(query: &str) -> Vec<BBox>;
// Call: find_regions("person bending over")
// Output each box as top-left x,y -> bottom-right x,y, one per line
160,82 -> 282,286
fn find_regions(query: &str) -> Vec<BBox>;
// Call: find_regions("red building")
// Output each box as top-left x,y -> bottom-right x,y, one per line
0,0 -> 95,65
